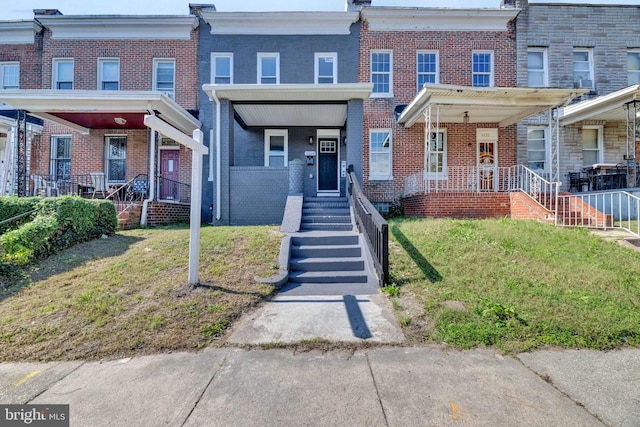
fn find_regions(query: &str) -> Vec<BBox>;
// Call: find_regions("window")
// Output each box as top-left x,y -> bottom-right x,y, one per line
258,53 -> 279,84
573,49 -> 593,89
52,59 -> 73,90
582,126 -> 602,166
153,59 -> 175,99
98,58 -> 120,90
416,50 -> 438,91
315,53 -> 337,84
264,129 -> 288,167
371,50 -> 392,96
50,135 -> 71,179
426,131 -> 446,176
527,48 -> 548,87
527,127 -> 547,172
0,62 -> 19,89
628,50 -> 640,85
472,51 -> 493,87
211,53 -> 233,84
106,136 -> 127,182
369,129 -> 392,180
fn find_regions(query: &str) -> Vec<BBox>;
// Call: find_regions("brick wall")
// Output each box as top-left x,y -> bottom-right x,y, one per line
0,33 -> 43,89
229,167 -> 288,225
147,201 -> 190,225
510,192 -> 554,222
402,192 -> 511,219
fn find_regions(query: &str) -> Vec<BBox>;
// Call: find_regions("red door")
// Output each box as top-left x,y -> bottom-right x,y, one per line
160,150 -> 180,200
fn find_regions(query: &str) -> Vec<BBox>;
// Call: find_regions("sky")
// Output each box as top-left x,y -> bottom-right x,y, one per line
5,0 -> 640,19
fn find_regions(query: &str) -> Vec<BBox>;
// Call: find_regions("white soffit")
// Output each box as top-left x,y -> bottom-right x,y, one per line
560,84 -> 640,125
234,104 -> 347,127
36,15 -> 199,40
203,83 -> 373,102
361,7 -> 520,31
202,11 -> 359,35
0,21 -> 43,44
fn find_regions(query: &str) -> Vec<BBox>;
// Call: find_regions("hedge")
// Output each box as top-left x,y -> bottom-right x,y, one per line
0,196 -> 41,234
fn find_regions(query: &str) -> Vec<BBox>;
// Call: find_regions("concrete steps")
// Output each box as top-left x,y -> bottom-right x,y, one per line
300,197 -> 353,231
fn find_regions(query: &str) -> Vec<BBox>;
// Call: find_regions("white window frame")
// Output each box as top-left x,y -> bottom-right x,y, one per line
416,50 -> 439,92
425,130 -> 447,179
369,129 -> 392,181
52,58 -> 74,90
314,52 -> 337,84
98,58 -> 120,91
370,50 -> 393,97
105,135 -> 127,183
472,51 -> 494,87
258,52 -> 280,85
582,125 -> 603,166
0,62 -> 19,90
264,129 -> 288,167
153,58 -> 175,99
50,135 -> 72,179
573,48 -> 594,89
526,127 -> 548,173
527,48 -> 548,87
627,49 -> 640,86
211,53 -> 233,84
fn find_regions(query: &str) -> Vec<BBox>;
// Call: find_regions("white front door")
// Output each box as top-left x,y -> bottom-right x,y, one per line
477,129 -> 498,192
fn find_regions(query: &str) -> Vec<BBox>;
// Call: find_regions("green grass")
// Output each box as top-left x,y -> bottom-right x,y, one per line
388,218 -> 640,352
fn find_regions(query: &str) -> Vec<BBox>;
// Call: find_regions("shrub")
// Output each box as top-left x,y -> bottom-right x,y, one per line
0,196 -> 41,234
0,215 -> 58,265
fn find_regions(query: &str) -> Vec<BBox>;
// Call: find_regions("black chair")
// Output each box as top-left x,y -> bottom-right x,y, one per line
568,171 -> 590,192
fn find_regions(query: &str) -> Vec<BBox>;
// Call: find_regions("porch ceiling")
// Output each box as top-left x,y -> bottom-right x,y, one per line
559,84 -> 640,126
202,83 -> 373,127
398,84 -> 587,128
0,90 -> 201,135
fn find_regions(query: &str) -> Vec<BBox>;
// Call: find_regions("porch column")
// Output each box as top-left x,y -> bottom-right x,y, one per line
346,99 -> 364,184
549,107 -> 560,183
216,99 -> 233,225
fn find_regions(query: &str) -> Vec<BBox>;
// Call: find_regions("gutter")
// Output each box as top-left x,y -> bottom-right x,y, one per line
140,122 -> 157,226
208,88 -> 222,221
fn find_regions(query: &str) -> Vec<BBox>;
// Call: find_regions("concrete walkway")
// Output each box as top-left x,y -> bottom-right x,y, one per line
1,346 -> 639,426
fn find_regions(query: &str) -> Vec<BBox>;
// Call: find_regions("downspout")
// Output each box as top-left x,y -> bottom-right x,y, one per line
209,88 -> 222,221
140,120 -> 157,226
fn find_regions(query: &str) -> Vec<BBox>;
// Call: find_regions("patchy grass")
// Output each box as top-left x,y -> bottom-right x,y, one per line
0,224 -> 283,362
387,218 -> 640,353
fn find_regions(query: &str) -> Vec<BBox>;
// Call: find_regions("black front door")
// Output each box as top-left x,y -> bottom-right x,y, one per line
318,139 -> 338,191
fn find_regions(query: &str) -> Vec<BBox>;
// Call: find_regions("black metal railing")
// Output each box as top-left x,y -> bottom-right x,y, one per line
156,175 -> 190,203
347,168 -> 389,286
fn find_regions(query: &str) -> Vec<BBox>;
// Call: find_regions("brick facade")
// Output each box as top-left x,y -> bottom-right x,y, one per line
403,192 -> 511,219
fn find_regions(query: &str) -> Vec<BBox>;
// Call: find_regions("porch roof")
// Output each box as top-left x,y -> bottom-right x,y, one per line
398,84 -> 586,128
202,83 -> 373,127
0,90 -> 201,135
559,84 -> 640,126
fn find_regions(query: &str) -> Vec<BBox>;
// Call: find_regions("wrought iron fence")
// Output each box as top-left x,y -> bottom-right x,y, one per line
156,175 -> 190,203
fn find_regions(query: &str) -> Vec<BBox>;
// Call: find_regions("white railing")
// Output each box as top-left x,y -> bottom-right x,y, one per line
404,165 -> 559,212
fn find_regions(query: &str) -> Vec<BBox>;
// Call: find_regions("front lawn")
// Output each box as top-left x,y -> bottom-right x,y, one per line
387,218 -> 640,352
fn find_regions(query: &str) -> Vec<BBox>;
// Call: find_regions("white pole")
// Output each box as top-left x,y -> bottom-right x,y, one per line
188,129 -> 204,285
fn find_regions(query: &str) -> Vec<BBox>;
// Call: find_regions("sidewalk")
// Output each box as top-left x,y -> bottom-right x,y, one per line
1,346 -> 638,426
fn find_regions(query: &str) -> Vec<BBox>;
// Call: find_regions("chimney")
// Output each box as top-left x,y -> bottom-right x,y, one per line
189,3 -> 216,16
345,0 -> 372,12
34,9 -> 62,16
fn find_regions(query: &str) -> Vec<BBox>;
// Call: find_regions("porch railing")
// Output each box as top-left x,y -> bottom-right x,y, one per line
348,168 -> 389,286
157,175 -> 190,203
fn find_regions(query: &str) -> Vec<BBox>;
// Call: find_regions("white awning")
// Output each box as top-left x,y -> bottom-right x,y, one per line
398,84 -> 586,128
559,85 -> 640,126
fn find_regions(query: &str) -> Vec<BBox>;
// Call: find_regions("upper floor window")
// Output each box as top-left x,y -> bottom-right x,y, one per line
315,53 -> 337,84
426,131 -> 447,176
527,48 -> 548,87
369,129 -> 392,180
211,53 -> 233,84
573,49 -> 594,89
582,126 -> 602,166
416,50 -> 438,92
50,135 -> 71,179
98,58 -> 120,91
258,53 -> 279,85
264,129 -> 288,167
0,62 -> 19,90
472,51 -> 493,87
527,127 -> 548,173
53,59 -> 73,90
628,49 -> 640,85
154,59 -> 175,99
371,50 -> 392,96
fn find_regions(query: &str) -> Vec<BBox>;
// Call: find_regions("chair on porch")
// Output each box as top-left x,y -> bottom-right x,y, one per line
89,172 -> 106,198
568,171 -> 589,192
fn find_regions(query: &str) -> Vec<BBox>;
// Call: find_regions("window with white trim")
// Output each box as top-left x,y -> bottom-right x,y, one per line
370,50 -> 392,96
258,53 -> 279,84
527,48 -> 548,87
369,129 -> 392,180
0,62 -> 19,89
106,136 -> 127,182
627,49 -> 640,85
153,59 -> 175,99
264,129 -> 288,167
416,50 -> 438,91
573,49 -> 594,89
98,58 -> 120,90
527,127 -> 548,173
472,51 -> 493,87
53,59 -> 73,90
50,135 -> 71,179
426,131 -> 446,176
211,53 -> 233,84
315,52 -> 337,84
582,126 -> 602,166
